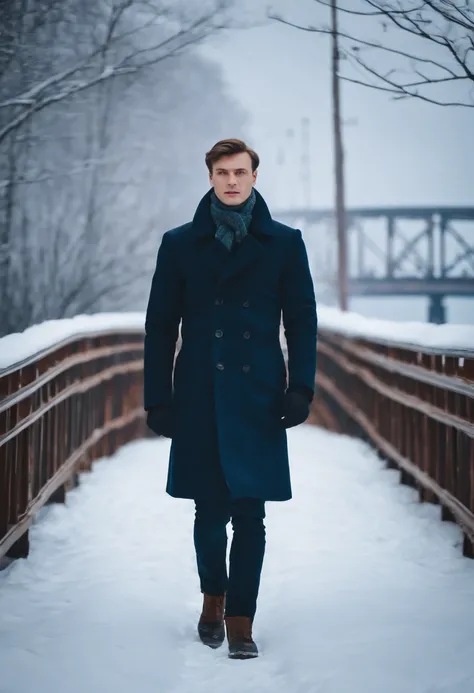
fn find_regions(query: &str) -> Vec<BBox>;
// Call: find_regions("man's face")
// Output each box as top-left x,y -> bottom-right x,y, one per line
209,152 -> 257,206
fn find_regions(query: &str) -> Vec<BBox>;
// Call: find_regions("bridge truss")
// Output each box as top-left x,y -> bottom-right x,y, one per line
275,206 -> 474,323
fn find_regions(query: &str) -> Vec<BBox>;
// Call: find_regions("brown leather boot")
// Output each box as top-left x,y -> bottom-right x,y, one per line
197,594 -> 226,648
224,616 -> 259,659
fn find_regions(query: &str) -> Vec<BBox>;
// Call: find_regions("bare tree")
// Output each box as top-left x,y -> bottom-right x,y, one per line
270,0 -> 474,108
0,0 -> 249,336
0,0 -> 235,145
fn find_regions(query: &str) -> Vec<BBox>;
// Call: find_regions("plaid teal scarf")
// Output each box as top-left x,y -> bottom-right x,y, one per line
210,188 -> 256,251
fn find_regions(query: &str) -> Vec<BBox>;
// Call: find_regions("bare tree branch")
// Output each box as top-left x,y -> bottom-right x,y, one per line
0,0 -> 234,144
311,0 -> 427,17
269,0 -> 474,107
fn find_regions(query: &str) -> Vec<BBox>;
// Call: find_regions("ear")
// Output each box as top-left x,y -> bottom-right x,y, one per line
209,171 -> 214,186
252,169 -> 258,184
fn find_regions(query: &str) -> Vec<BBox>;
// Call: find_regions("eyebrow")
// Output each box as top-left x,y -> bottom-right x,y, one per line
215,167 -> 248,173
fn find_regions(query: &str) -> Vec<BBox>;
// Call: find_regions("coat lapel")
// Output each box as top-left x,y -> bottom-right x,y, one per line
220,233 -> 264,282
191,188 -> 274,284
198,236 -> 231,282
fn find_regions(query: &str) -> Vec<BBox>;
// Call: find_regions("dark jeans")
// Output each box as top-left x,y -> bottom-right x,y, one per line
193,497 -> 266,620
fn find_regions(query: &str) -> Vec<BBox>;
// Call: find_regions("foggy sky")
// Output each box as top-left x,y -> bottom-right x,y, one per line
199,0 -> 474,211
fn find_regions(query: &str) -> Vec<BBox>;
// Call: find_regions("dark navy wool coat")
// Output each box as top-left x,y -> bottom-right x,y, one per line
144,188 -> 317,501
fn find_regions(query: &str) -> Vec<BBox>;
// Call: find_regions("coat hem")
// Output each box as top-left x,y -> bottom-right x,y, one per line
166,489 -> 292,502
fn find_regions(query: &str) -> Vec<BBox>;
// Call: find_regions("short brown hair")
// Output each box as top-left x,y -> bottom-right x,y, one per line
205,138 -> 259,173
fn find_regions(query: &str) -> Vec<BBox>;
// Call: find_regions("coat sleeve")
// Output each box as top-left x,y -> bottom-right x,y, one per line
281,229 -> 318,396
144,232 -> 183,410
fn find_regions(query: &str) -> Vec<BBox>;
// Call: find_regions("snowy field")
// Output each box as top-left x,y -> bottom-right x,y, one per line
1,425 -> 474,693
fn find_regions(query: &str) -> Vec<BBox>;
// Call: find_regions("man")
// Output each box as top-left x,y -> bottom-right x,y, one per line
144,138 -> 317,660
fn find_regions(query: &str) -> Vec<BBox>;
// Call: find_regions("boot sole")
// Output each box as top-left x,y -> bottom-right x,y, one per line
202,640 -> 224,649
228,648 -> 259,660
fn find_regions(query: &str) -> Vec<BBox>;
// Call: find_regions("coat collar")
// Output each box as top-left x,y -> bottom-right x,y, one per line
192,188 -> 273,284
191,187 -> 274,239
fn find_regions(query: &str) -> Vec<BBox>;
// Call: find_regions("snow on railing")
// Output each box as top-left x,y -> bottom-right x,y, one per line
315,306 -> 474,356
0,313 -> 146,372
1,307 -> 474,372
1,308 -> 473,562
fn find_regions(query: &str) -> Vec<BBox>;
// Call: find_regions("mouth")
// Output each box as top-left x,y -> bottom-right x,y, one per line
225,191 -> 239,196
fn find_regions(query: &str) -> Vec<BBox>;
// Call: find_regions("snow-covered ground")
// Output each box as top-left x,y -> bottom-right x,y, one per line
1,426 -> 474,693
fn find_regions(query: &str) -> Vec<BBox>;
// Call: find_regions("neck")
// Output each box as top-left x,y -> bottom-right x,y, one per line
213,189 -> 254,210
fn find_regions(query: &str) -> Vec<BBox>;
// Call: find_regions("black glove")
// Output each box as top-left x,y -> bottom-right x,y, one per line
281,388 -> 312,429
146,404 -> 173,439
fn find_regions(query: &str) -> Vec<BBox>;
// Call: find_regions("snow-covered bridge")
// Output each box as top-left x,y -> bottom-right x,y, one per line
1,427 -> 474,692
1,309 -> 473,692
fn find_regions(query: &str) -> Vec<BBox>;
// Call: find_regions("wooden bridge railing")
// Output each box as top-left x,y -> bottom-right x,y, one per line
309,332 -> 474,558
0,329 -> 146,561
1,316 -> 473,562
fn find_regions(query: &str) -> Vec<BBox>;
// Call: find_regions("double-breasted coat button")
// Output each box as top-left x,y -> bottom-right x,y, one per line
243,331 -> 251,339
215,329 -> 223,338
243,300 -> 250,308
216,362 -> 224,371
242,364 -> 250,373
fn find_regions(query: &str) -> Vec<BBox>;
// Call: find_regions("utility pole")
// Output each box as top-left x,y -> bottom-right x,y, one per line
301,117 -> 311,208
331,0 -> 348,311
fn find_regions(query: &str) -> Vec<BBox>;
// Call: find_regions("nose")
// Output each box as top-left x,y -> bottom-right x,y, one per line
228,173 -> 237,186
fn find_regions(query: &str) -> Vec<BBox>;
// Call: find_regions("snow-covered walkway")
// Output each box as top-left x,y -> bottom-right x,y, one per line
1,426 -> 474,693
